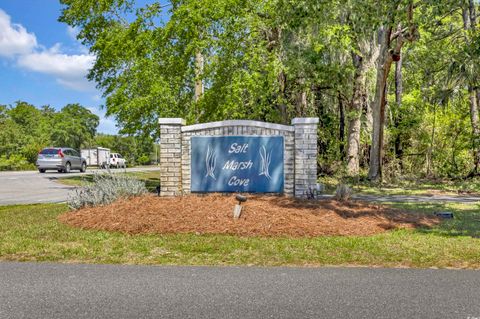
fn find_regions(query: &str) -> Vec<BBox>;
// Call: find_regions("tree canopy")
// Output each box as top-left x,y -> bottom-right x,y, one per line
58,0 -> 480,179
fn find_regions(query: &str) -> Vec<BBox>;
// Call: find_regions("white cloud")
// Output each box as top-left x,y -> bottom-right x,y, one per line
0,9 -> 37,57
0,9 -> 96,92
18,44 -> 96,91
0,9 -> 118,132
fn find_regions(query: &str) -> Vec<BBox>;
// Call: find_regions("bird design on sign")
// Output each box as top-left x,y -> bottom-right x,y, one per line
205,145 -> 217,180
259,145 -> 272,180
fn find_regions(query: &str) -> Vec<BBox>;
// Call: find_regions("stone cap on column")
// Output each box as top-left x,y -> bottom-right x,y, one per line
291,117 -> 319,125
158,118 -> 186,125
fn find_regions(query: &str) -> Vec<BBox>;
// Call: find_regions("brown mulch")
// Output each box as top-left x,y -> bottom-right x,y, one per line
59,194 -> 440,237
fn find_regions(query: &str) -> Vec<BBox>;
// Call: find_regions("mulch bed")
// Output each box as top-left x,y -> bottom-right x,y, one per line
59,194 -> 440,237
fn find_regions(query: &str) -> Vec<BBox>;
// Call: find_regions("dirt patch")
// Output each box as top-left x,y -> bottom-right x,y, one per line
59,194 -> 440,237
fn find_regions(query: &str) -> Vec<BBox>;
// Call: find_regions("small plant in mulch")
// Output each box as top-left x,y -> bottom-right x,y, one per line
335,183 -> 352,201
68,173 -> 147,210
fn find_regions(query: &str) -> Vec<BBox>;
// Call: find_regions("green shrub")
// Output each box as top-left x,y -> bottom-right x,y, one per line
0,154 -> 36,171
68,173 -> 147,210
137,154 -> 151,165
335,183 -> 352,201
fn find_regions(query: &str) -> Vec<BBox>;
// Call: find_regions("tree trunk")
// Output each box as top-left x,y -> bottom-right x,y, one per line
469,1 -> 478,173
277,70 -> 288,124
339,92 -> 346,160
469,0 -> 476,28
394,54 -> 403,169
368,27 -> 393,181
296,84 -> 308,117
194,51 -> 204,103
477,90 -> 480,114
463,3 -> 480,174
469,88 -> 480,173
362,98 -> 373,168
346,52 -> 366,175
367,0 -> 415,181
426,104 -> 437,177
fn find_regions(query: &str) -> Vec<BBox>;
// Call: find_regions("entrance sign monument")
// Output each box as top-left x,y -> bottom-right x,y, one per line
158,118 -> 319,198
191,136 -> 284,193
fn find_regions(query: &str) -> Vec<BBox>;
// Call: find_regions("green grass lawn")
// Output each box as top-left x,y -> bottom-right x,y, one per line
319,175 -> 480,196
1,201 -> 479,268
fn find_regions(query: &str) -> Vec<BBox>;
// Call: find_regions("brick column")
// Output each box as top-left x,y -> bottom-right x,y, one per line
292,117 -> 319,198
158,118 -> 185,196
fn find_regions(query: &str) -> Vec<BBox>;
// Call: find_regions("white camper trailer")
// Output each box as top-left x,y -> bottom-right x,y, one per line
81,147 -> 110,168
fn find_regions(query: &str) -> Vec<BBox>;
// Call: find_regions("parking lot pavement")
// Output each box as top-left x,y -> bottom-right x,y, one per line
0,167 -> 160,206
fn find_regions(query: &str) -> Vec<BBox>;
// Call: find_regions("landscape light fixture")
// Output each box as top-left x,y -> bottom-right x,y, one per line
434,211 -> 454,219
236,194 -> 247,205
233,194 -> 247,219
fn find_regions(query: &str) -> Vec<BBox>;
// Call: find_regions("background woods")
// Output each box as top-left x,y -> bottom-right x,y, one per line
0,101 -> 156,170
4,0 -> 479,179
0,102 -> 99,170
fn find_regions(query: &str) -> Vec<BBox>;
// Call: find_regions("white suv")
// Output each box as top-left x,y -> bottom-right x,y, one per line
109,153 -> 126,168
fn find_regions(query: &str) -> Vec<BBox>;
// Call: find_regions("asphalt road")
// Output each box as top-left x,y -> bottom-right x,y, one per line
0,262 -> 479,319
0,167 -> 160,206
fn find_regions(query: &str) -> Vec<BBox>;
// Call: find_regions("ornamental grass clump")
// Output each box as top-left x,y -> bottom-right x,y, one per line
68,173 -> 147,210
335,183 -> 352,202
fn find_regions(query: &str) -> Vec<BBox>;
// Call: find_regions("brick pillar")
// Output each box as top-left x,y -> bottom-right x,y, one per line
158,118 -> 185,196
292,117 -> 319,198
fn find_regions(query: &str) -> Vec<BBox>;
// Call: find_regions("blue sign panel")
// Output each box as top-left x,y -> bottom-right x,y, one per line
191,136 -> 284,193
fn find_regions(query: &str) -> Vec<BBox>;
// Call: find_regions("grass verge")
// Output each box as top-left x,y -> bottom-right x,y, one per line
57,170 -> 160,192
0,201 -> 479,268
319,175 -> 480,196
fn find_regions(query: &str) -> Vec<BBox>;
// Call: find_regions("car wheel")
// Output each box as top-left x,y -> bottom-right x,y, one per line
80,162 -> 87,173
64,162 -> 71,173
39,169 -> 46,173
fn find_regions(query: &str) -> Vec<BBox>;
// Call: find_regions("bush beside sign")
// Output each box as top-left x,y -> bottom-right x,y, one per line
191,136 -> 284,193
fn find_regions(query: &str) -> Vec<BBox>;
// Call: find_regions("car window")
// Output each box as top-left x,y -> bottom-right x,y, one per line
63,149 -> 72,156
117,154 -> 123,158
110,154 -> 113,158
40,149 -> 58,155
71,150 -> 80,157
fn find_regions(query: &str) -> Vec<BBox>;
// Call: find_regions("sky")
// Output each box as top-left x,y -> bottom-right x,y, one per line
0,0 -> 117,134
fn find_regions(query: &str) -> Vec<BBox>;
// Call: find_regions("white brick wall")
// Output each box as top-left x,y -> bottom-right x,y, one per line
292,118 -> 319,197
159,119 -> 185,196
